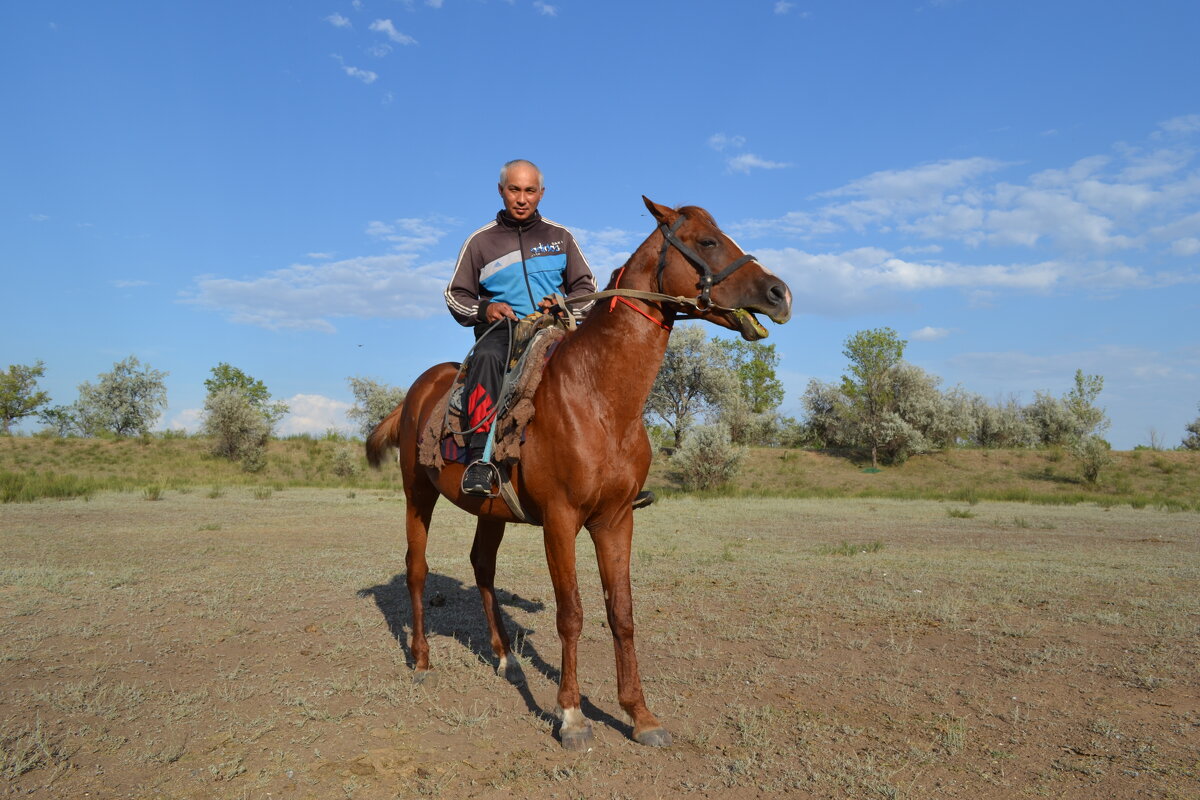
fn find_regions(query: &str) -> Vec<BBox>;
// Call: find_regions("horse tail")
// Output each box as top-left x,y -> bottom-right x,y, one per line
365,402 -> 405,469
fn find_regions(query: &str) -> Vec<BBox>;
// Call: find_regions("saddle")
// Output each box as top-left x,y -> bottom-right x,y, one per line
417,313 -> 569,521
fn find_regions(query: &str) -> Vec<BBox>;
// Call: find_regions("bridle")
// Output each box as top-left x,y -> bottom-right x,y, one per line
563,211 -> 761,325
653,214 -> 759,310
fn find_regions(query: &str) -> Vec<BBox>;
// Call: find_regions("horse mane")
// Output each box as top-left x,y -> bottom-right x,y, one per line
601,204 -> 717,291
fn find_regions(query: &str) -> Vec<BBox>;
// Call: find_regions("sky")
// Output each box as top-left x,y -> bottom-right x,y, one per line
3,0 -> 1199,449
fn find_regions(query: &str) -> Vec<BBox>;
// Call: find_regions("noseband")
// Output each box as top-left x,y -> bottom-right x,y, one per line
655,214 -> 759,310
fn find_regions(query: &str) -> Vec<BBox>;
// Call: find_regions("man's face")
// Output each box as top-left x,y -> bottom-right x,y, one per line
498,163 -> 544,222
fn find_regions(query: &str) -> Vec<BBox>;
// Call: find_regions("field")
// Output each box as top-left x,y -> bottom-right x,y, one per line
3,479 -> 1198,798
3,435 -> 1199,510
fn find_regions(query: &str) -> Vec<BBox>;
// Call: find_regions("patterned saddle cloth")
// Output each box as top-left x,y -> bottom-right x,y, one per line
418,314 -> 568,471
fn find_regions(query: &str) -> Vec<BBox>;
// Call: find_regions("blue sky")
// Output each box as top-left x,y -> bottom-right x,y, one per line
3,0 -> 1198,449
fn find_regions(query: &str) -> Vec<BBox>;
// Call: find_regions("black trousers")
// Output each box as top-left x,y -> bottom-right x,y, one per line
462,321 -> 512,454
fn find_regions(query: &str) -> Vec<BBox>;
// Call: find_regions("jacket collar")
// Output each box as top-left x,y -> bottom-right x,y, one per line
496,210 -> 542,231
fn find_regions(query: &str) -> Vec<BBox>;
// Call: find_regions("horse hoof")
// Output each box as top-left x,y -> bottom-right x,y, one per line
412,670 -> 438,687
559,725 -> 594,751
502,661 -> 526,686
635,727 -> 673,748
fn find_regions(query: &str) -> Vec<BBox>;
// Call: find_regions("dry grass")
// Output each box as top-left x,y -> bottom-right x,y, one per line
2,488 -> 1197,798
661,446 -> 1200,510
5,436 -> 1198,510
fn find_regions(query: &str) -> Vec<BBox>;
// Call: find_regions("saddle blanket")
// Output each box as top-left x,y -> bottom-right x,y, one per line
417,322 -> 567,471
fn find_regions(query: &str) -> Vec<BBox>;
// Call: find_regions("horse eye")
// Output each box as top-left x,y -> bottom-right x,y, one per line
699,238 -> 718,248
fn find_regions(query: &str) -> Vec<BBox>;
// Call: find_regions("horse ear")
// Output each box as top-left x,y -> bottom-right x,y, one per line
642,196 -> 676,224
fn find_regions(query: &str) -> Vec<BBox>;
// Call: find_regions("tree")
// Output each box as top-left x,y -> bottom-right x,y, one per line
38,405 -> 81,437
1183,404 -> 1200,450
646,326 -> 736,449
75,356 -> 168,437
204,363 -> 288,427
712,340 -> 785,414
710,339 -> 788,446
1063,369 -> 1108,439
202,388 -> 270,471
840,327 -> 907,468
347,376 -> 407,438
1023,391 -> 1077,446
965,394 -> 1035,448
1,361 -> 50,434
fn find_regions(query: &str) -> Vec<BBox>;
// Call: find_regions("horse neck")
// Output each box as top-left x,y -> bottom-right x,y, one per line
560,245 -> 672,418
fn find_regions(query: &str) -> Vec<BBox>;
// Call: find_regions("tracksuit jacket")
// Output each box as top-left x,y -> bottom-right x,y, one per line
444,211 -> 597,325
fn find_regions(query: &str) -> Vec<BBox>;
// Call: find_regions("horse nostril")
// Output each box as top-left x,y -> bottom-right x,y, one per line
768,283 -> 787,306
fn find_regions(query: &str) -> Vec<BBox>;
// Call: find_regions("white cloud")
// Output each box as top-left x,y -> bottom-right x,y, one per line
727,153 -> 791,174
369,19 -> 417,45
910,326 -> 951,342
534,2 -> 558,15
1154,114 -> 1200,138
187,254 -> 451,332
278,394 -> 354,436
326,13 -> 352,28
1170,237 -> 1200,256
736,121 -> 1200,272
427,0 -> 445,7
752,243 -> 1193,317
708,133 -> 746,151
29,213 -> 50,222
168,408 -> 202,433
333,55 -> 378,83
774,1 -> 794,13
366,215 -> 456,251
572,226 -> 639,272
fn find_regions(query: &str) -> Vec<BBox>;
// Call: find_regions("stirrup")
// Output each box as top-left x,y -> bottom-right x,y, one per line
462,460 -> 499,498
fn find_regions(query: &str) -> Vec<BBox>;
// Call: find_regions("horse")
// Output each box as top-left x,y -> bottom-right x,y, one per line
366,196 -> 792,750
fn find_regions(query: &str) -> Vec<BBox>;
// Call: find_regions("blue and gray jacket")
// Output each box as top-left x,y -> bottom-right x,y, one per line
445,211 -> 596,326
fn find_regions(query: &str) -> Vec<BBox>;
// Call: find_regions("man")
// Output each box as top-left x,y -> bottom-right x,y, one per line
445,159 -> 597,496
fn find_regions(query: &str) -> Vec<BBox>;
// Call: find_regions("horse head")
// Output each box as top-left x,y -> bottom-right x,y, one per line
641,196 -> 792,340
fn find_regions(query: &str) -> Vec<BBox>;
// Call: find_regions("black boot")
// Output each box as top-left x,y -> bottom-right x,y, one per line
462,434 -> 493,497
633,490 -> 656,509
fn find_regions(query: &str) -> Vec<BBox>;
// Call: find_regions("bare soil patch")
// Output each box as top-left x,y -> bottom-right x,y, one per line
2,489 -> 1197,798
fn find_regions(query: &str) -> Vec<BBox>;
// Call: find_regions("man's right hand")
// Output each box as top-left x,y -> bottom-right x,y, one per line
485,301 -> 518,322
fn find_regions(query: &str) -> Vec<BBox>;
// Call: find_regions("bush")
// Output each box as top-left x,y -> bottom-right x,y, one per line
1073,435 -> 1113,484
1182,404 -> 1200,450
202,389 -> 270,472
332,447 -> 361,478
671,423 -> 745,491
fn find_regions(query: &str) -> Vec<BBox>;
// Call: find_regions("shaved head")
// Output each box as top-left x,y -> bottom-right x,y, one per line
499,159 -> 544,191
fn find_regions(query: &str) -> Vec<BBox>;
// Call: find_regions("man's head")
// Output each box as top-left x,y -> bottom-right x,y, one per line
498,159 -> 545,222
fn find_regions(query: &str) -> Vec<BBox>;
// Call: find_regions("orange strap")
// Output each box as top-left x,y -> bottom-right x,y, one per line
608,265 -> 672,331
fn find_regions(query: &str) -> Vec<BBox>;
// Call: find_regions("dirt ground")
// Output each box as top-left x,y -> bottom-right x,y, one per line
2,489 -> 1197,798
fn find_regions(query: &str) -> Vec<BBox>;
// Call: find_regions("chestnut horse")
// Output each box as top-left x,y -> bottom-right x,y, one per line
367,197 -> 792,750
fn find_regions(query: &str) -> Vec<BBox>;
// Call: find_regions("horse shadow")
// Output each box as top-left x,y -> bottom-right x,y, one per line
357,572 -> 630,738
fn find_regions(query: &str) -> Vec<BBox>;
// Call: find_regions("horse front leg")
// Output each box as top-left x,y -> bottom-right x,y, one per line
589,508 -> 672,747
470,518 -> 524,684
542,511 -> 592,750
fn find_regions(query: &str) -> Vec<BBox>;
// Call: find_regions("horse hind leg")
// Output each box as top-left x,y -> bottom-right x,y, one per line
401,460 -> 440,685
470,518 -> 524,685
541,510 -> 593,751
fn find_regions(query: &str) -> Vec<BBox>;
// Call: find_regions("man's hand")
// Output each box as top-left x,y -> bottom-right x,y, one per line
485,301 -> 518,322
538,295 -> 565,316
